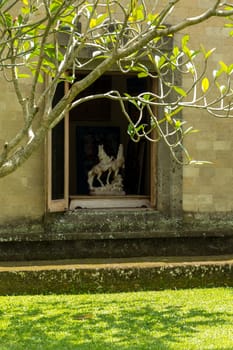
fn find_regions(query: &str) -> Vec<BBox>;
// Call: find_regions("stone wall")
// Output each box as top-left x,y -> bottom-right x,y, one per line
167,1 -> 233,212
0,78 -> 45,223
0,0 -> 232,227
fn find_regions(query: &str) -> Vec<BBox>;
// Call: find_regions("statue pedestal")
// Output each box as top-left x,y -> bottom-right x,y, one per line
89,175 -> 125,196
90,189 -> 125,196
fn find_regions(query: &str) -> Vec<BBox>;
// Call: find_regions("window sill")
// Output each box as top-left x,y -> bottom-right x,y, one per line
69,195 -> 151,210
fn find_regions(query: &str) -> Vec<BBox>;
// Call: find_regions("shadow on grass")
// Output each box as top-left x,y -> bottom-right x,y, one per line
0,299 -> 232,350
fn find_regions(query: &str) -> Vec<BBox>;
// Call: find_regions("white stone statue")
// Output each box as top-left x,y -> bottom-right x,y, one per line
88,144 -> 125,195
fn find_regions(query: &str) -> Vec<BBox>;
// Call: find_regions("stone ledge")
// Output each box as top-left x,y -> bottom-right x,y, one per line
0,229 -> 233,243
0,255 -> 232,295
0,235 -> 232,261
0,210 -> 232,242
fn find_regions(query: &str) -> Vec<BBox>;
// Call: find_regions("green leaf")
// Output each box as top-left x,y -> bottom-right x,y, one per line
227,64 -> 233,75
135,7 -> 144,21
50,1 -> 62,13
142,94 -> 151,101
86,5 -> 94,15
136,124 -> 146,133
172,46 -> 180,58
224,5 -> 233,10
90,18 -> 97,28
219,61 -> 228,73
174,120 -> 182,129
18,73 -> 31,78
205,48 -> 216,59
21,6 -> 30,15
96,13 -> 108,26
181,35 -> 194,59
138,72 -> 148,78
147,12 -> 158,24
173,85 -> 187,97
4,13 -> 12,27
201,77 -> 209,93
37,73 -> 44,83
129,4 -> 144,22
224,23 -> 233,28
182,35 -> 189,50
127,123 -> 136,137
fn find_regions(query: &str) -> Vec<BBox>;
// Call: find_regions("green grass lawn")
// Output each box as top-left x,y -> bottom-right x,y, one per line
0,288 -> 232,350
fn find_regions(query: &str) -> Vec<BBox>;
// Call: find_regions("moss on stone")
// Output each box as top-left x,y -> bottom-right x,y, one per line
0,259 -> 232,295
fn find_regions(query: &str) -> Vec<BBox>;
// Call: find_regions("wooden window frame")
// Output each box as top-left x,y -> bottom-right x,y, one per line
47,82 -> 69,212
47,79 -> 157,212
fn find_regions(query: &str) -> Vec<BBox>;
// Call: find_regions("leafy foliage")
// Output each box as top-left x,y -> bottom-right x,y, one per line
0,0 -> 233,176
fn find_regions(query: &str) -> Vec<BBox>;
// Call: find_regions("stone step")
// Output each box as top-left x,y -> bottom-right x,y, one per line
1,235 -> 233,261
1,210 -> 233,261
0,255 -> 232,295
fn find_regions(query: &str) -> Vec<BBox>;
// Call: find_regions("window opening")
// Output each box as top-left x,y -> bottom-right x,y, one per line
49,73 -> 156,210
51,82 -> 65,200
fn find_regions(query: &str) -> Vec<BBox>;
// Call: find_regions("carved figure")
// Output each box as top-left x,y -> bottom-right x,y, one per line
87,144 -> 125,194
106,144 -> 125,184
87,144 -> 113,190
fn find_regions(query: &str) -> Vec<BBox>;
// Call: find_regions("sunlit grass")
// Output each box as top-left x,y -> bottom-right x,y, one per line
0,288 -> 232,349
